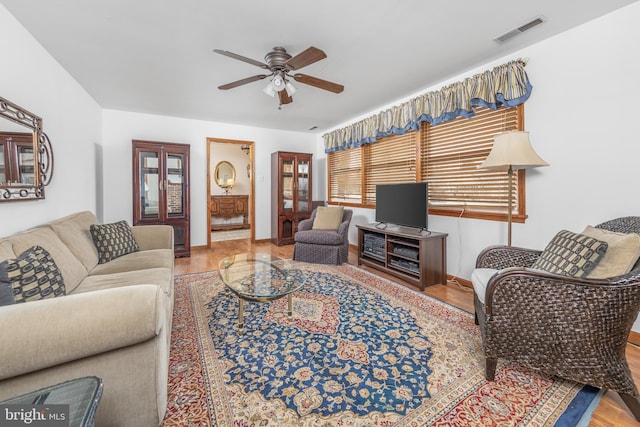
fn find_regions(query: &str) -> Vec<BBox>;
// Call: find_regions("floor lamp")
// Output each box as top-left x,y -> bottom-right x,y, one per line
478,131 -> 548,246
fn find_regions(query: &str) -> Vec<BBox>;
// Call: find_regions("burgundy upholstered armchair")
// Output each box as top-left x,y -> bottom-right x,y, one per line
293,208 -> 353,265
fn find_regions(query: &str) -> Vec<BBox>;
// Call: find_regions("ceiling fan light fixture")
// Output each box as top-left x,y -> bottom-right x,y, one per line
215,46 -> 344,105
271,73 -> 286,92
263,81 -> 276,97
285,80 -> 296,95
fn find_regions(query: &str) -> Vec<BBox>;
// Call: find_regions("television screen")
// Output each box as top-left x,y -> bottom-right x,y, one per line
375,182 -> 428,230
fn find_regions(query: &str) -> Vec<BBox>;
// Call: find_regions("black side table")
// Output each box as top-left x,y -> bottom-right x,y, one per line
0,376 -> 103,427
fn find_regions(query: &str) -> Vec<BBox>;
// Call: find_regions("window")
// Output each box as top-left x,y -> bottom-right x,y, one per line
363,132 -> 417,205
327,105 -> 525,223
328,147 -> 361,204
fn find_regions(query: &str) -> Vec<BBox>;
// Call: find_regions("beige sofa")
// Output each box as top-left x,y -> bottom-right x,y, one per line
0,211 -> 174,426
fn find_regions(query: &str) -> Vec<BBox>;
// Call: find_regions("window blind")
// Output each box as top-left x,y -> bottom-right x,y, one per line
328,147 -> 362,204
421,105 -> 522,214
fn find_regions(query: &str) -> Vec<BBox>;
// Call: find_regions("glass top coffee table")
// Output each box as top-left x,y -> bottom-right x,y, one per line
218,253 -> 305,334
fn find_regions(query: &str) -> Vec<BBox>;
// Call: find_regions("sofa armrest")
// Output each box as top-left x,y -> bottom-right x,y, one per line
132,225 -> 174,251
0,284 -> 165,380
298,218 -> 313,232
337,219 -> 350,237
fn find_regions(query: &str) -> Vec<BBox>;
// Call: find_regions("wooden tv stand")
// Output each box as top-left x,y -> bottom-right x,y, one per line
357,223 -> 447,290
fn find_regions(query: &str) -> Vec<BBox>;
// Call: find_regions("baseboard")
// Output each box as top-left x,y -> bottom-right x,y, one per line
448,275 -> 472,288
629,331 -> 640,347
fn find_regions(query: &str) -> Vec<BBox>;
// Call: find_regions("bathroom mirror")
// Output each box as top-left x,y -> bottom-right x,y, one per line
0,95 -> 53,201
214,161 -> 236,190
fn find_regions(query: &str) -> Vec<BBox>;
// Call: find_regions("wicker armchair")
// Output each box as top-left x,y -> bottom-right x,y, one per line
473,216 -> 640,421
293,209 -> 353,265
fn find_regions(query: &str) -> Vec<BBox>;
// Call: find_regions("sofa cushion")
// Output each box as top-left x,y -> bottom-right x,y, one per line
0,240 -> 15,263
89,249 -> 174,276
90,221 -> 139,264
49,211 -> 100,271
581,226 -> 640,279
0,246 -> 65,304
531,230 -> 608,278
76,267 -> 173,296
7,227 -> 87,293
313,206 -> 344,230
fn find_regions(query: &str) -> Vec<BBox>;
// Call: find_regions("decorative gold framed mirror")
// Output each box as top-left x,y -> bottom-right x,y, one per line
0,96 -> 53,201
214,161 -> 236,194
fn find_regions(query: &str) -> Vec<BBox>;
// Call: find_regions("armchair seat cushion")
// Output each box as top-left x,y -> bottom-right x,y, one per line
471,268 -> 498,304
294,229 -> 344,245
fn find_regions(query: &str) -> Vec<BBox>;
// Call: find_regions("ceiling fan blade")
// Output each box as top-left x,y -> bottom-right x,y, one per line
293,73 -> 344,93
218,74 -> 269,90
284,47 -> 327,70
279,90 -> 293,105
213,49 -> 269,69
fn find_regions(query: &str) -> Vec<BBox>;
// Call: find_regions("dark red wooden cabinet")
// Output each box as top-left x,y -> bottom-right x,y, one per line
271,151 -> 312,246
133,140 -> 190,257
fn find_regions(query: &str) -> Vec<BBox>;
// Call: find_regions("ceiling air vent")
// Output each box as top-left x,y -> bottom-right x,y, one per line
494,15 -> 546,44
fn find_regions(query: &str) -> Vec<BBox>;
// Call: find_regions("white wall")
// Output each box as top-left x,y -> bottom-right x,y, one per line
317,2 -> 640,327
0,4 -> 102,235
320,2 -> 640,276
101,110 -> 317,245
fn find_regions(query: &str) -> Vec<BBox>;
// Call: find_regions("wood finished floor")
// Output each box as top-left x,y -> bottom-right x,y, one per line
175,240 -> 640,427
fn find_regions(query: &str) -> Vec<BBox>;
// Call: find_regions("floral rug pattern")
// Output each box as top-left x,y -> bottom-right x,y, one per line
162,263 -> 600,426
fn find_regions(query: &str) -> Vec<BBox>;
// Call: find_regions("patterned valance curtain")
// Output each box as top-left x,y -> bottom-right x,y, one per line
323,59 -> 532,153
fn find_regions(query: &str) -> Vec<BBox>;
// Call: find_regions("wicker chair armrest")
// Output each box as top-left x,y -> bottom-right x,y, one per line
475,245 -> 542,269
298,217 -> 313,232
485,268 -> 640,317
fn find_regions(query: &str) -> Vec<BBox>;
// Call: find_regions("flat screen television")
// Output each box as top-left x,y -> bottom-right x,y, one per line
375,182 -> 428,231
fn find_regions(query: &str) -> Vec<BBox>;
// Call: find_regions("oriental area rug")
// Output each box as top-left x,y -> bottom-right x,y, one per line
161,263 -> 601,426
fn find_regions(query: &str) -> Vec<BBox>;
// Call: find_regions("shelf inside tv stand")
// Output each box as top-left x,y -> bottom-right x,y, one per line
357,223 -> 448,290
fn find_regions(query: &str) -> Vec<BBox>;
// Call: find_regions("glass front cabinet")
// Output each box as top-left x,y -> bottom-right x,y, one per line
0,132 -> 36,187
271,151 -> 313,245
133,140 -> 190,257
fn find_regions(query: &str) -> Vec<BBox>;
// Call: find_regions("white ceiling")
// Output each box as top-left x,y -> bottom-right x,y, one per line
2,0 -> 637,133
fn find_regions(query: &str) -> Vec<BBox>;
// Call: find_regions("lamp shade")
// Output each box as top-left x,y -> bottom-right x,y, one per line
271,73 -> 286,92
285,80 -> 296,95
478,131 -> 549,171
263,82 -> 276,97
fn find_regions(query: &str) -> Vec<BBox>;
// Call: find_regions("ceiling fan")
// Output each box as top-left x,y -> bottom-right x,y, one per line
214,46 -> 344,106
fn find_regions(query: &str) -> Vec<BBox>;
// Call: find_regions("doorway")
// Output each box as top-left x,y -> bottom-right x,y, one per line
206,138 -> 255,246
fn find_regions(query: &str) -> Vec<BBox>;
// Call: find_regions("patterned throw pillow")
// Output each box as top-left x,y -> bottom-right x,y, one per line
0,282 -> 15,306
90,220 -> 139,264
531,230 -> 608,278
0,246 -> 66,304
